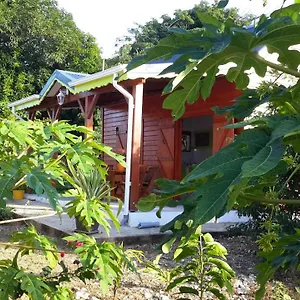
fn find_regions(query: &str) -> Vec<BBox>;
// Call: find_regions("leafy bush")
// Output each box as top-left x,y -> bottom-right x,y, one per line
0,119 -> 132,298
255,229 -> 300,298
0,226 -> 142,299
0,207 -> 14,221
128,2 -> 300,299
65,160 -> 122,233
233,148 -> 300,235
232,203 -> 300,235
145,225 -> 235,299
0,120 -> 125,210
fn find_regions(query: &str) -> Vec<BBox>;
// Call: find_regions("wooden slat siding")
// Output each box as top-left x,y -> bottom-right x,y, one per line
103,106 -> 128,168
104,115 -> 129,123
142,115 -> 159,168
144,131 -> 159,137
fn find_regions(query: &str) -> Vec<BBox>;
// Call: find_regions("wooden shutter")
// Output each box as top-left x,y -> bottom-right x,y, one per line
157,118 -> 175,179
212,114 -> 234,154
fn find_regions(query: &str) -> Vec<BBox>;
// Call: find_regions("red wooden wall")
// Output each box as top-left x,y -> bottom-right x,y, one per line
102,76 -> 241,204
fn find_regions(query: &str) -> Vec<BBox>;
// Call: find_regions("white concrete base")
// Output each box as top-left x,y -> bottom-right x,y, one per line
126,207 -> 249,228
25,194 -> 249,228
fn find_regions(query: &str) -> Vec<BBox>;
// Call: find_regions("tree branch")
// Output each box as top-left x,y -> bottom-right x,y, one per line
253,54 -> 300,79
241,194 -> 300,205
0,242 -> 72,254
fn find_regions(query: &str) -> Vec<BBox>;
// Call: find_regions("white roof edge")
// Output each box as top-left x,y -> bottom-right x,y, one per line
127,62 -> 175,79
8,94 -> 40,107
70,65 -> 127,86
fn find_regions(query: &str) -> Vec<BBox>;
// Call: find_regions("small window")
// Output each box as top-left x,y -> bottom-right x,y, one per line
195,132 -> 211,147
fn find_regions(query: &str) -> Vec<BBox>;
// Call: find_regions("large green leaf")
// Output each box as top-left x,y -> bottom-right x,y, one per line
183,128 -> 270,183
127,4 -> 300,119
15,271 -> 50,300
10,225 -> 59,269
138,113 -> 300,234
25,168 -> 61,211
241,139 -> 285,178
0,264 -> 20,300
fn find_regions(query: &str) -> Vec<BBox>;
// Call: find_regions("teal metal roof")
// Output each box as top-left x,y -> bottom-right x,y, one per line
39,69 -> 90,100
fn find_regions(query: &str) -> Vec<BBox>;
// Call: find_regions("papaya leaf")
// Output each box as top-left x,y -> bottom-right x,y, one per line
241,139 -> 285,178
25,168 -> 61,212
10,225 -> 59,269
179,286 -> 199,295
15,271 -> 50,300
0,264 -> 20,300
217,0 -> 229,8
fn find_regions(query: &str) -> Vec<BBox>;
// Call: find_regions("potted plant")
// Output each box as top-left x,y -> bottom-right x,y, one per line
64,160 -> 122,235
12,184 -> 26,200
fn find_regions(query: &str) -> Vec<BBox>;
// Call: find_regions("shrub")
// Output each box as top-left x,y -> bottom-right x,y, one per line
0,207 -> 14,221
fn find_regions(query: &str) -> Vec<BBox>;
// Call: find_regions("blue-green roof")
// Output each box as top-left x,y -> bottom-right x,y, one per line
39,69 -> 89,100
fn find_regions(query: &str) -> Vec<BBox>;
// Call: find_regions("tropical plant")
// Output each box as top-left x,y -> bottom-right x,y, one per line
126,1 -> 300,298
64,160 -> 122,233
145,225 -> 234,299
0,207 -> 14,221
255,228 -> 300,298
0,119 -> 138,299
0,226 -> 141,299
0,120 -> 125,212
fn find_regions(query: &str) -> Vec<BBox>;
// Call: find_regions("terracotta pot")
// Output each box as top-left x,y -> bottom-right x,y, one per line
13,190 -> 25,200
115,162 -> 125,173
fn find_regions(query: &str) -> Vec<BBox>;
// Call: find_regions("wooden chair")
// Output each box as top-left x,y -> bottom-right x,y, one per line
140,165 -> 159,196
110,165 -> 159,198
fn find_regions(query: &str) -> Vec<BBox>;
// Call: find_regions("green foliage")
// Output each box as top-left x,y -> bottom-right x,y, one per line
64,234 -> 142,294
0,120 -> 131,299
0,261 -> 22,299
0,225 -> 142,299
127,4 -> 300,119
0,120 -> 125,211
108,1 -> 253,67
232,147 -> 300,235
50,286 -> 75,300
132,3 -> 300,234
16,271 -> 51,299
65,162 -> 122,233
0,0 -> 102,117
0,206 -> 14,220
145,226 -> 234,299
273,281 -> 293,300
255,229 -> 300,299
138,115 -> 300,236
10,225 -> 59,268
0,226 -> 58,299
126,3 -> 300,298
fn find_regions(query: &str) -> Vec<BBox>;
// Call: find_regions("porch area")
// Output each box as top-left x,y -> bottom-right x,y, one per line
7,197 -> 249,243
8,62 -> 242,224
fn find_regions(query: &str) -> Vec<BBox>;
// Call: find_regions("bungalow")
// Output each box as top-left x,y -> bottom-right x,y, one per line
8,60 -> 242,226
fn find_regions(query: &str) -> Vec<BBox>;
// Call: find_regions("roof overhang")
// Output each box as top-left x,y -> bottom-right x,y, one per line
9,94 -> 40,111
9,62 -> 176,112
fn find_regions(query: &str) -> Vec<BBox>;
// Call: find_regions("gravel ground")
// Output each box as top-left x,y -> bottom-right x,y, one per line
0,223 -> 299,300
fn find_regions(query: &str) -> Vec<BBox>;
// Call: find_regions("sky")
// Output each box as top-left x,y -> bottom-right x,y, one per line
57,0 -> 294,58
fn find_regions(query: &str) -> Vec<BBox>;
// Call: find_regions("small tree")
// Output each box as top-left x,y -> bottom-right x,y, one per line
127,1 -> 300,298
0,120 -> 144,299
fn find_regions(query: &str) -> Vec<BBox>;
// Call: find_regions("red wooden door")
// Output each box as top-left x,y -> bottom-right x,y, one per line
157,118 -> 176,180
212,114 -> 234,154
